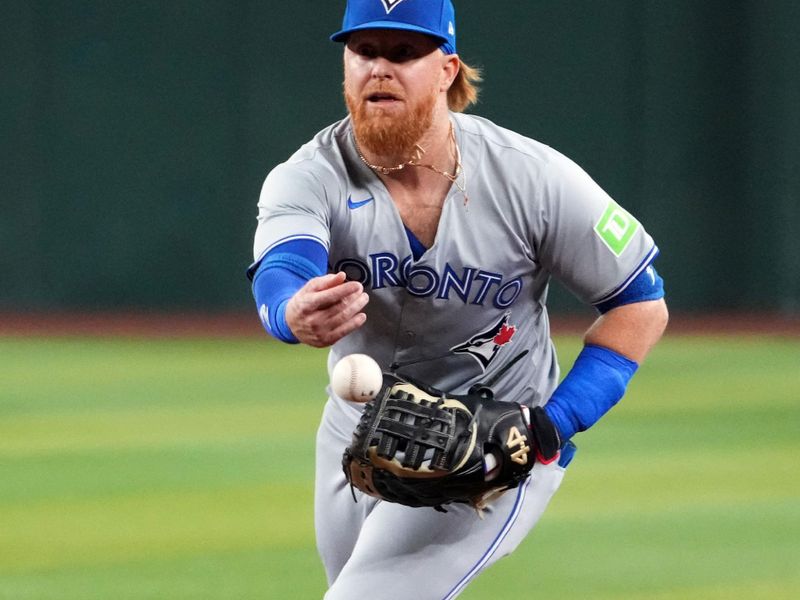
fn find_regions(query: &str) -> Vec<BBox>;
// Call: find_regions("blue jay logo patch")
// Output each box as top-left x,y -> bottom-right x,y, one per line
451,313 -> 517,371
380,0 -> 408,14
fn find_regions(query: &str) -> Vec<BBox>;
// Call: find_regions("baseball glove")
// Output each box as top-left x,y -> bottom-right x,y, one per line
342,373 -> 561,511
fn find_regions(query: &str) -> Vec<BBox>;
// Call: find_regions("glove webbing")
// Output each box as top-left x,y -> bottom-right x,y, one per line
375,395 -> 457,470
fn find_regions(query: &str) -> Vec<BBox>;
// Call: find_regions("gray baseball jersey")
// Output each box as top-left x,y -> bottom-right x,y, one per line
254,111 -> 657,407
253,112 -> 657,597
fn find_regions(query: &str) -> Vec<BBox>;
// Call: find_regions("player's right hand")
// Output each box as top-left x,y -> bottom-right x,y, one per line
285,272 -> 369,348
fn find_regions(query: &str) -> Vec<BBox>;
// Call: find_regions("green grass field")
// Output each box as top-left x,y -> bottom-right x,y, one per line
1,333 -> 798,599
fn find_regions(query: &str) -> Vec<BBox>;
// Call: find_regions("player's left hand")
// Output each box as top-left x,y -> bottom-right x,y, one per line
342,374 -> 561,511
285,272 -> 369,347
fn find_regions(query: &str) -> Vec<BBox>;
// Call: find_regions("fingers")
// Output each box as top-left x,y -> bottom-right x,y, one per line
304,271 -> 347,293
286,273 -> 369,347
323,305 -> 368,344
299,272 -> 363,312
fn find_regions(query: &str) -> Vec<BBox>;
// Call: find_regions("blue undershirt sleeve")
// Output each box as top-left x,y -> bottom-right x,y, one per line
250,239 -> 329,344
595,263 -> 665,314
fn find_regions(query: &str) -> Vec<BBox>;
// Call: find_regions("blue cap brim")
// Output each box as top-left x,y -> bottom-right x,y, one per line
330,21 -> 449,47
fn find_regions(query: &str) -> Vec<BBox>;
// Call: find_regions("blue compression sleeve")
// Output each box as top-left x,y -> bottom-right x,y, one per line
544,345 -> 638,441
251,239 -> 328,343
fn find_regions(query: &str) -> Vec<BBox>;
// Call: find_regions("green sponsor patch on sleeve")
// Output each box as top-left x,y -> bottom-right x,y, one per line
594,200 -> 639,257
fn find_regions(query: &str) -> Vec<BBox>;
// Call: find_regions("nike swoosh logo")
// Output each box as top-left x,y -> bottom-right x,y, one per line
347,195 -> 374,210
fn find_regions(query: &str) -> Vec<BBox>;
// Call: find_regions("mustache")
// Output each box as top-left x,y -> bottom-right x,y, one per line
360,83 -> 406,102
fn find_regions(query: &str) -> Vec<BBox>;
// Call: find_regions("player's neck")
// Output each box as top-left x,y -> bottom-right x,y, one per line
408,115 -> 453,167
356,113 -> 458,189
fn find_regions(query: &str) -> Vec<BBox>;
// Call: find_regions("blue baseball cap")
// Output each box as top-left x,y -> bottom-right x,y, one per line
331,0 -> 457,55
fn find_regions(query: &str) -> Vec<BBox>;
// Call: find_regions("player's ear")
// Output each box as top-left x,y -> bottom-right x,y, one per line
440,53 -> 460,92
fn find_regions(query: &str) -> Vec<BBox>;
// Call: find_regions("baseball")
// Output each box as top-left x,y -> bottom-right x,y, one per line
331,353 -> 383,403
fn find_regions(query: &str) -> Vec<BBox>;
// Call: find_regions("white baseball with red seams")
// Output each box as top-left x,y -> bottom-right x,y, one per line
331,353 -> 383,402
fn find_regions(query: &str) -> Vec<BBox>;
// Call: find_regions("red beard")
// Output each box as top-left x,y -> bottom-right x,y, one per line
345,84 -> 438,160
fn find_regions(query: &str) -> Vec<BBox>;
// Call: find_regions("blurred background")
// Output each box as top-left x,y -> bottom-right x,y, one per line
1,3 -> 799,599
2,0 -> 798,317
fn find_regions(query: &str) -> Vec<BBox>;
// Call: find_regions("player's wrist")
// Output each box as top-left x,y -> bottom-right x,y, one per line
274,298 -> 300,344
524,406 -> 561,464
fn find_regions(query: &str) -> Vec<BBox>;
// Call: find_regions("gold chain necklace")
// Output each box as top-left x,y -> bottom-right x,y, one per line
354,123 -> 468,199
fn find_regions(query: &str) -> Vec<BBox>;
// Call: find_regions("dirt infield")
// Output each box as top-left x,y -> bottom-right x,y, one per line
1,311 -> 799,338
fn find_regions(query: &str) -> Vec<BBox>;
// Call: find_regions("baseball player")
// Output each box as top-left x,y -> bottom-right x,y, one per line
248,1 -> 668,598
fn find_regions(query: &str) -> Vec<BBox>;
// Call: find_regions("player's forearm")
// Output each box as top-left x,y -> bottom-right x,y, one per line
543,299 -> 668,442
251,238 -> 329,344
583,298 -> 669,364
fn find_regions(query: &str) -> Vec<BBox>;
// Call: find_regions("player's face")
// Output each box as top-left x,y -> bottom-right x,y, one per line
343,30 -> 453,158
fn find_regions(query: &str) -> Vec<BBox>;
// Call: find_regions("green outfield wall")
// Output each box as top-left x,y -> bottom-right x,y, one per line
2,1 -> 798,313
